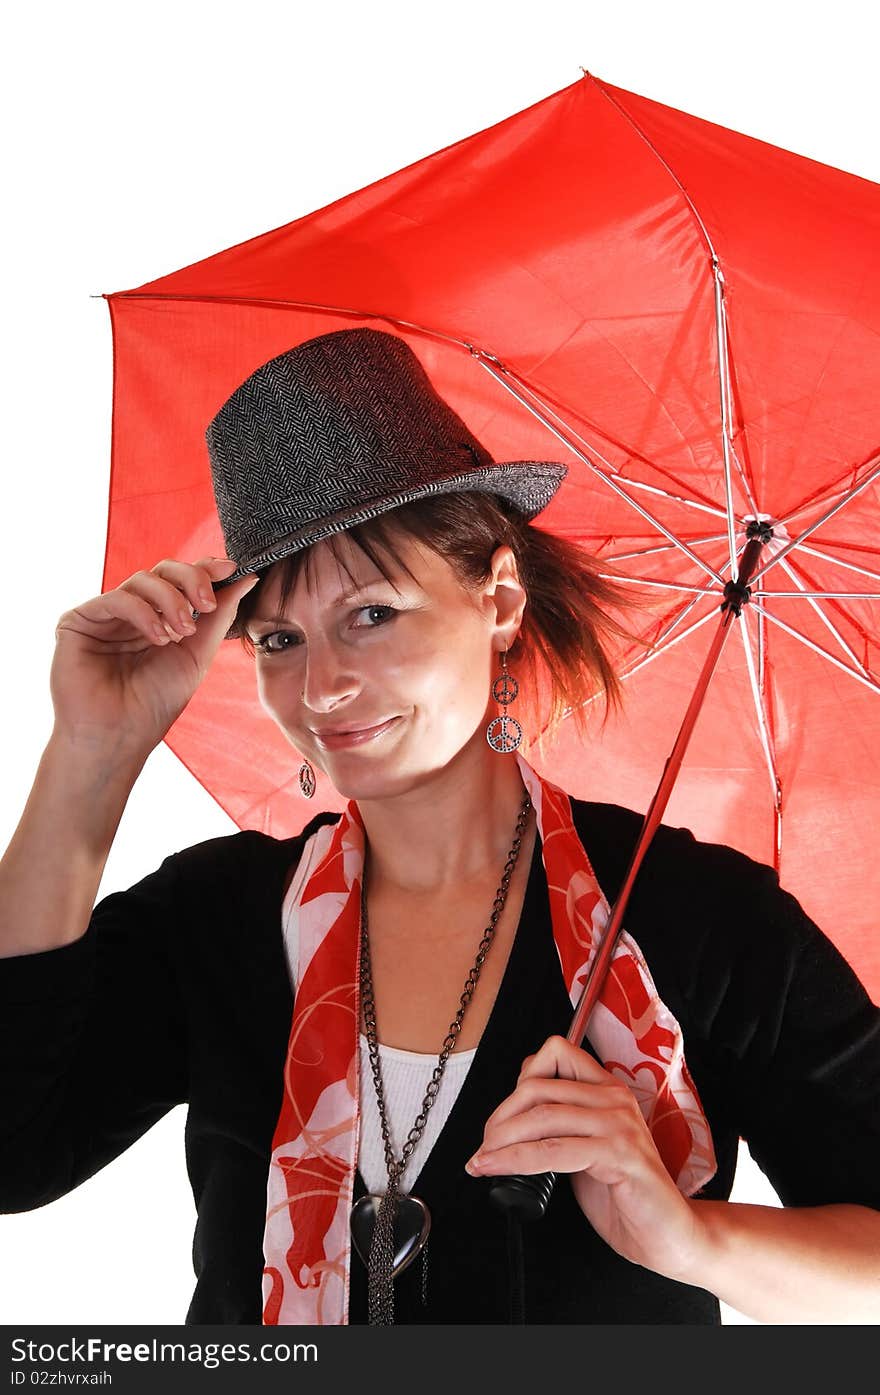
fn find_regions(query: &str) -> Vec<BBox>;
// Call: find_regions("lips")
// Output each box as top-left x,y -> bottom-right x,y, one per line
311,717 -> 401,750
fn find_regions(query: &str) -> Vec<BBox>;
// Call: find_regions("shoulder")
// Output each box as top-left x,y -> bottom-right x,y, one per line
159,810 -> 343,900
567,796 -> 878,1059
567,794 -> 802,968
567,795 -> 782,922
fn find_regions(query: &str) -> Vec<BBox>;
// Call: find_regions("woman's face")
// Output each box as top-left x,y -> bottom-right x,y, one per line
245,528 -> 524,801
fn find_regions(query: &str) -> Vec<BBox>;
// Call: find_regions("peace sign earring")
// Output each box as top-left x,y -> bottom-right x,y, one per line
486,649 -> 523,754
298,687 -> 316,797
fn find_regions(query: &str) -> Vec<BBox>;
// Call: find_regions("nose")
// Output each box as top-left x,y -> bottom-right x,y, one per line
300,636 -> 360,714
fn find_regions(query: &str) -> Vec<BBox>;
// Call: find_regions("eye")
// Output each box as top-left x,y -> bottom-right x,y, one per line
255,631 -> 300,655
353,605 -> 396,628
251,608 -> 396,655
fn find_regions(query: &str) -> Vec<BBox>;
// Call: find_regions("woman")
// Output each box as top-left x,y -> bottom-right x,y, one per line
1,328 -> 879,1326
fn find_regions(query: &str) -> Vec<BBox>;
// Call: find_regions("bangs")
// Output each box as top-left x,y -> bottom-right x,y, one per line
234,515 -> 424,650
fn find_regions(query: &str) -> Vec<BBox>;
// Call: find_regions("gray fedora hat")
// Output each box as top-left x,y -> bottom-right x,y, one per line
204,327 -> 568,636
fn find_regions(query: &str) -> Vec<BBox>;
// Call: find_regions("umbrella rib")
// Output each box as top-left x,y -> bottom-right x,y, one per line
738,606 -> 783,843
787,540 -> 880,588
586,76 -> 718,257
756,575 -> 766,696
604,536 -> 748,590
474,358 -> 726,587
601,576 -> 880,600
753,579 -> 774,858
604,533 -> 788,597
102,291 -> 487,359
777,481 -> 854,530
750,455 -> 880,586
586,73 -> 761,557
620,619 -> 709,679
751,591 -> 880,599
612,478 -> 729,519
637,579 -> 732,655
749,601 -> 880,696
482,366 -> 731,523
711,259 -> 756,576
603,532 -> 729,563
775,554 -> 874,680
553,600 -> 721,728
601,575 -> 725,596
775,446 -> 880,532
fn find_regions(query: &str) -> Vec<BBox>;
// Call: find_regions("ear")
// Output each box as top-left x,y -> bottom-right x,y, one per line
483,544 -> 527,652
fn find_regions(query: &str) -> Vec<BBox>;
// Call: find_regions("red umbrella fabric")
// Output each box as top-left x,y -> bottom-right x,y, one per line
100,71 -> 880,1001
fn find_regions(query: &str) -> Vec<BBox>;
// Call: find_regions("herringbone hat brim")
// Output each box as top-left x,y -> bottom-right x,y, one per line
203,327 -> 569,638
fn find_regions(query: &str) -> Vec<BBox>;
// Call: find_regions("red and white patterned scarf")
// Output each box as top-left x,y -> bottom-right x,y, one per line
261,754 -> 717,1324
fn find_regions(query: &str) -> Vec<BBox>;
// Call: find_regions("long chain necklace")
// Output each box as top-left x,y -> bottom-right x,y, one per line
351,787 -> 533,1326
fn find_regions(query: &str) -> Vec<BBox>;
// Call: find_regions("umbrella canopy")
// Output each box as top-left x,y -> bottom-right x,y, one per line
101,71 -> 880,1002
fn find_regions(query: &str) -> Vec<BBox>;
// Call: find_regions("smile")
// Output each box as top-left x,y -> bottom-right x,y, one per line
312,717 -> 402,750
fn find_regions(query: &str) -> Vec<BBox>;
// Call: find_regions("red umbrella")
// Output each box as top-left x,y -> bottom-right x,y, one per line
99,70 -> 880,1003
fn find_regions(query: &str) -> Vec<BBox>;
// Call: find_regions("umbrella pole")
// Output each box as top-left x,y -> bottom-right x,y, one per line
489,523 -> 773,1222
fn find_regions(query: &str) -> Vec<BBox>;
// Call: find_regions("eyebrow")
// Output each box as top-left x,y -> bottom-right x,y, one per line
249,582 -> 400,626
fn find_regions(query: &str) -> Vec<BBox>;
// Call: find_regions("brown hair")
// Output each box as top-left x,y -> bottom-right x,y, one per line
232,492 -> 656,745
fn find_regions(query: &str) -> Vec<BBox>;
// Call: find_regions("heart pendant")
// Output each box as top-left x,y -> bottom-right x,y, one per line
350,1194 -> 431,1277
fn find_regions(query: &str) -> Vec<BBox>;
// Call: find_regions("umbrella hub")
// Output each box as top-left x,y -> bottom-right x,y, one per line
744,517 -> 776,545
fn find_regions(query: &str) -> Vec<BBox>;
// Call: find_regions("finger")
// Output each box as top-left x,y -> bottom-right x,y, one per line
119,569 -> 203,637
467,1134 -> 629,1180
121,561 -> 254,640
121,557 -> 239,628
517,1035 -> 615,1088
482,1097 -> 632,1158
60,589 -> 178,646
483,1076 -> 622,1133
152,557 -> 243,614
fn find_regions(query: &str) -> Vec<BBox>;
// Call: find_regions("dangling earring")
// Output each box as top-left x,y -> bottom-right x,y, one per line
298,760 -> 316,799
486,648 -> 522,754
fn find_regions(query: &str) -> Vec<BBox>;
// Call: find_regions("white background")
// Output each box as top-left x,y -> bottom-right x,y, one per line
2,0 -> 877,1327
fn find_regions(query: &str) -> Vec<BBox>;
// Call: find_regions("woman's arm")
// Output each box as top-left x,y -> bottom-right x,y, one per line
682,1196 -> 880,1323
0,730 -> 150,956
0,842 -> 189,1212
466,1035 -> 880,1324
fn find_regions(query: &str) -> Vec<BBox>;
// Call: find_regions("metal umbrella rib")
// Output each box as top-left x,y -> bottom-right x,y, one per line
749,601 -> 880,696
737,604 -> 783,821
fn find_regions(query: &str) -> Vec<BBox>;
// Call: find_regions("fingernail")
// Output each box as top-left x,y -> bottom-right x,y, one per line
465,1154 -> 484,1174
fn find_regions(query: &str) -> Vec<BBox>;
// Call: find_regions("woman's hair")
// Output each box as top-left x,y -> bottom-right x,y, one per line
233,491 -> 656,745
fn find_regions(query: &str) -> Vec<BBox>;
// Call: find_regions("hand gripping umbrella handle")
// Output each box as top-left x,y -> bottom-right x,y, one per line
486,873 -> 631,1221
487,530 -> 769,1221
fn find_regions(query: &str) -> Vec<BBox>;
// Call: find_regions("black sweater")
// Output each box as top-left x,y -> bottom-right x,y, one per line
2,799 -> 879,1324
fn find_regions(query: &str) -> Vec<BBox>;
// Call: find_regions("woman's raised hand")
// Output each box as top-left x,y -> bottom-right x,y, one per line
50,557 -> 259,759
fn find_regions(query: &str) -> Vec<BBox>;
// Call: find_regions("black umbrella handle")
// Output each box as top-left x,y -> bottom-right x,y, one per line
488,1170 -> 558,1220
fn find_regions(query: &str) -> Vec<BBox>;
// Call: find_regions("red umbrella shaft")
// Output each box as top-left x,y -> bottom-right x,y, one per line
565,533 -> 769,1048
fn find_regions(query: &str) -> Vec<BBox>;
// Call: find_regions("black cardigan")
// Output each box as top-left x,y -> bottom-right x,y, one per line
2,799 -> 879,1324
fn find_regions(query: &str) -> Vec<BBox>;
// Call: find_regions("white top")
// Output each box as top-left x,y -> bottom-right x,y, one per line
281,869 -> 477,1195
